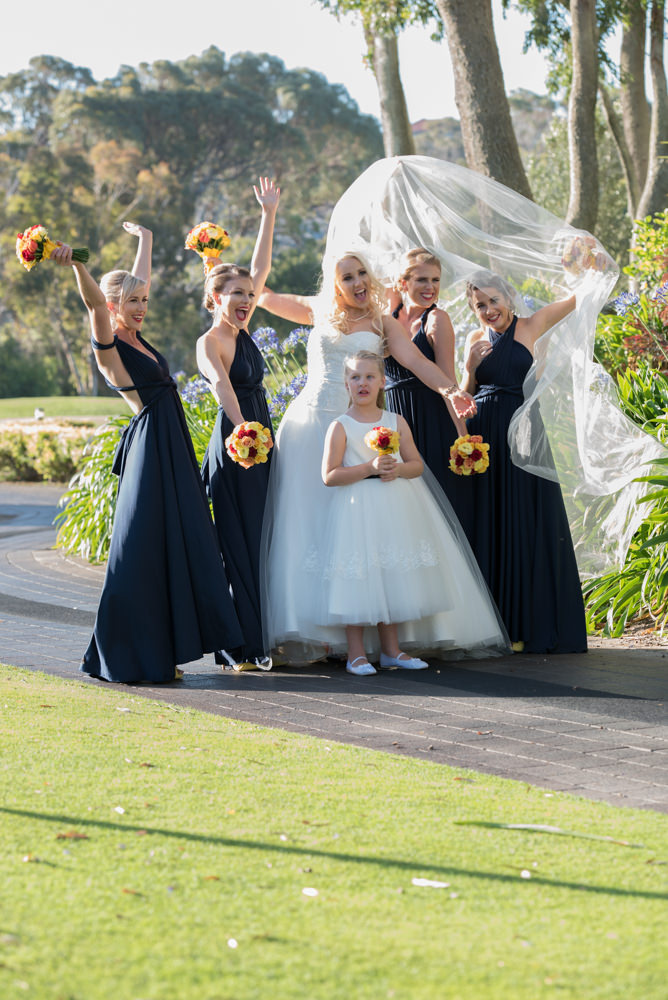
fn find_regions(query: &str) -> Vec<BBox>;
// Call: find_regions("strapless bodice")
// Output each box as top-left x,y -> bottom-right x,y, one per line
300,326 -> 383,412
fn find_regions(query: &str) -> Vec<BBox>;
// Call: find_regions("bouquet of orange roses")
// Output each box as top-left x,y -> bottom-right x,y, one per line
364,425 -> 400,455
16,224 -> 89,271
184,221 -> 231,273
225,421 -> 273,470
449,434 -> 490,476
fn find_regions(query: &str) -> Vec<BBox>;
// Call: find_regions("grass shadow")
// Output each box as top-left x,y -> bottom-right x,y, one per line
3,806 -> 666,903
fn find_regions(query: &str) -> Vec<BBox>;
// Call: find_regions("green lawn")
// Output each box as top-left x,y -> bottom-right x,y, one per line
0,396 -> 126,420
1,665 -> 666,1000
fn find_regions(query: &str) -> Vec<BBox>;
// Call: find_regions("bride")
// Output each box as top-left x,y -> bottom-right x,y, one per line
259,249 -> 507,663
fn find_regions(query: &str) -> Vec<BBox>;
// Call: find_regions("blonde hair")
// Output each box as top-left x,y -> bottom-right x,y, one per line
396,247 -> 441,289
343,349 -> 386,408
203,263 -> 252,312
313,250 -> 386,342
99,270 -> 146,305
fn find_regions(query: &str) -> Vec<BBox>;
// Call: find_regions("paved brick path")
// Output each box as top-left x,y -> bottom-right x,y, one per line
1,482 -> 667,812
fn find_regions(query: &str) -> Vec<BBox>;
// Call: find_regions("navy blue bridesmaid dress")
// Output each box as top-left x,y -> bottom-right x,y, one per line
385,304 -> 472,536
201,330 -> 273,663
81,333 -> 244,683
466,316 -> 587,653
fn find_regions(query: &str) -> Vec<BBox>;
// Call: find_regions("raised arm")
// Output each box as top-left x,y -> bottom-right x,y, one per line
257,286 -> 315,325
520,295 -> 576,347
123,221 -> 153,286
50,244 -> 113,345
249,178 -> 280,315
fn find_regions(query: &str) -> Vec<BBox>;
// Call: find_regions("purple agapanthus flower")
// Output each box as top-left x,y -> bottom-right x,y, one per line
180,376 -> 210,404
282,327 -> 310,354
612,290 -> 640,316
649,281 -> 668,304
252,327 -> 280,356
286,373 -> 307,398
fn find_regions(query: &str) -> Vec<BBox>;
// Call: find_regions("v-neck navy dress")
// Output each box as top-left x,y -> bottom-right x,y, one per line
81,333 -> 243,683
200,330 -> 274,662
465,317 -> 587,653
384,304 -> 471,535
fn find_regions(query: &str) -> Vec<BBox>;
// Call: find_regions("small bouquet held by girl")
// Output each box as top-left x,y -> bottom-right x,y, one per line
313,350 -> 508,676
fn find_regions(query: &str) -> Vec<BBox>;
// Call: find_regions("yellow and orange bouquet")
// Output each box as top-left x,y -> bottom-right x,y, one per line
225,421 -> 273,470
184,221 -> 231,273
364,425 -> 400,455
449,434 -> 490,476
16,224 -> 89,271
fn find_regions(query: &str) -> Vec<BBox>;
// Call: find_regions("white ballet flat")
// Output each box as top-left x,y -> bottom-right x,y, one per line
379,653 -> 428,670
346,656 -> 377,676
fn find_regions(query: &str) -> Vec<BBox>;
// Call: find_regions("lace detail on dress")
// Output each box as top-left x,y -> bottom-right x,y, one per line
313,537 -> 439,579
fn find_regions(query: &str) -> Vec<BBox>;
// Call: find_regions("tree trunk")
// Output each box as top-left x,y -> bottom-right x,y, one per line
566,0 -> 599,229
599,83 -> 637,220
637,0 -> 668,219
619,0 -> 651,205
435,0 -> 532,199
364,25 -> 416,157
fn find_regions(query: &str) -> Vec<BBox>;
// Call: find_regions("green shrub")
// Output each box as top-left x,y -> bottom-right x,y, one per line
0,425 -> 94,482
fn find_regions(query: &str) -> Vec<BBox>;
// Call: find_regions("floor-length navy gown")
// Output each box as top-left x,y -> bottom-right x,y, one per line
201,330 -> 273,662
385,304 -> 472,535
81,333 -> 243,683
466,316 -> 587,653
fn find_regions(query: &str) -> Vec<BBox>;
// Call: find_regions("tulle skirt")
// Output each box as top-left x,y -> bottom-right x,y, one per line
261,391 -> 508,662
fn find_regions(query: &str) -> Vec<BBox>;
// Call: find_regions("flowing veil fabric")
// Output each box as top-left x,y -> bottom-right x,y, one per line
325,155 -> 666,576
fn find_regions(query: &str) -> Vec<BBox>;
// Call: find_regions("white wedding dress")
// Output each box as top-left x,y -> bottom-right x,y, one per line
261,325 -> 507,662
261,325 -> 382,660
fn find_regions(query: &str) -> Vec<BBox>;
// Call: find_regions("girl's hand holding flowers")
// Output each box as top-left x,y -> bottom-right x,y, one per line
225,421 -> 273,470
365,425 -> 400,481
16,224 -> 89,271
185,221 -> 232,274
449,434 -> 490,476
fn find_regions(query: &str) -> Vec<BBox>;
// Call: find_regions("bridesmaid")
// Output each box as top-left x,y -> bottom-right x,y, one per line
384,247 -> 473,534
51,225 -> 243,683
197,178 -> 280,670
461,269 -> 587,654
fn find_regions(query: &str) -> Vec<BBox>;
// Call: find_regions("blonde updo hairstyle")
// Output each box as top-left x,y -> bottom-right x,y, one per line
313,250 -> 386,343
343,349 -> 386,408
100,270 -> 146,306
203,263 -> 252,313
396,247 -> 441,291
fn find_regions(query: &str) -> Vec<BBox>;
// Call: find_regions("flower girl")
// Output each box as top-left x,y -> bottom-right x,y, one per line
314,351 -> 508,675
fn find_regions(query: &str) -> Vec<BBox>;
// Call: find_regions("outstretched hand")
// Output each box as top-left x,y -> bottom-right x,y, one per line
448,387 -> 477,419
122,221 -> 152,240
254,176 -> 280,212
